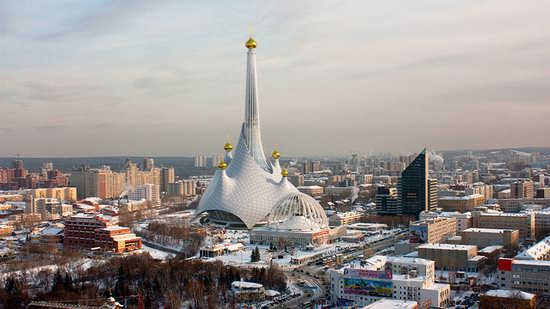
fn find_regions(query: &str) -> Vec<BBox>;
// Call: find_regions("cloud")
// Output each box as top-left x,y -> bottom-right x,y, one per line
0,0 -> 549,156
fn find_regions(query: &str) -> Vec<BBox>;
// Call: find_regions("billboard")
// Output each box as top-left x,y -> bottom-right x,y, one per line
343,268 -> 392,280
343,278 -> 392,297
409,224 -> 428,244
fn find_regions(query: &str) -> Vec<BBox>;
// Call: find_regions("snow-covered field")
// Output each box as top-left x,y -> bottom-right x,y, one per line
141,244 -> 175,260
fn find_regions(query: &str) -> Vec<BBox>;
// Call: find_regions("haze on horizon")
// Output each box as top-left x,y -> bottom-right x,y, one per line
1,1 -> 549,158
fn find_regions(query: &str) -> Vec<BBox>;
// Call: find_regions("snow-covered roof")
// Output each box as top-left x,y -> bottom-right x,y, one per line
516,235 -> 550,260
485,289 -> 535,300
41,227 -> 63,236
231,281 -> 263,289
418,243 -> 476,250
439,194 -> 484,200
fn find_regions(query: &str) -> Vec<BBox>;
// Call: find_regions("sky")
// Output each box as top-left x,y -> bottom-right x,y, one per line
1,0 -> 549,157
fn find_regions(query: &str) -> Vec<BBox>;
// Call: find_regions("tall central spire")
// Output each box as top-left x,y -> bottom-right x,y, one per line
243,36 -> 270,171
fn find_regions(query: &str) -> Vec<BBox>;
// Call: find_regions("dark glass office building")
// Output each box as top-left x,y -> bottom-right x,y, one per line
398,148 -> 437,218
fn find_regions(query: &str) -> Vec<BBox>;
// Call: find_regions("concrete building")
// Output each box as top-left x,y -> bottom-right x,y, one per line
194,155 -> 206,167
409,217 -> 456,244
515,235 -> 550,260
417,243 -> 484,272
363,299 -> 418,309
510,180 -> 534,199
329,211 -> 364,226
159,167 -> 175,193
460,228 -> 519,251
438,194 -> 485,212
211,155 -> 224,168
64,214 -> 140,253
472,210 -> 535,240
128,184 -> 160,207
142,158 -> 154,171
33,198 -> 73,220
498,258 -> 550,295
479,290 -> 536,309
498,198 -> 550,213
296,185 -> 324,197
95,226 -> 142,253
330,255 -> 450,308
28,187 -> 77,202
420,211 -> 473,234
70,166 -> 125,199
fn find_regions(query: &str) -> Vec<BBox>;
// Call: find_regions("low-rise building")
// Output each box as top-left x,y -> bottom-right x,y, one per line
480,289 -> 536,309
63,214 -> 139,253
472,210 -> 535,240
419,211 -> 472,234
417,243 -> 484,272
231,281 -> 265,302
296,185 -> 324,197
330,256 -> 450,308
363,299 -> 418,309
460,228 -> 519,251
438,194 -> 485,212
409,217 -> 456,244
498,258 -> 550,295
515,235 -> 550,260
95,226 -> 142,253
329,211 -> 363,226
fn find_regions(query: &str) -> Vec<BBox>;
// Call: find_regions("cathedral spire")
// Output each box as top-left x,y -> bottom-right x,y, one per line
243,36 -> 270,171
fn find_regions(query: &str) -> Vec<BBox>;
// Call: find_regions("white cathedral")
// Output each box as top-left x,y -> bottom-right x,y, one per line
196,37 -> 327,231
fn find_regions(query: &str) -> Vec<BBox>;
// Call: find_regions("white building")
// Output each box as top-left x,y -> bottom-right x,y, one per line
196,37 -> 299,229
330,256 -> 450,308
128,184 -> 160,207
363,299 -> 418,309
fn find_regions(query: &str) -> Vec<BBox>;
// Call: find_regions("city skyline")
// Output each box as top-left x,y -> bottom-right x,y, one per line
2,1 -> 550,157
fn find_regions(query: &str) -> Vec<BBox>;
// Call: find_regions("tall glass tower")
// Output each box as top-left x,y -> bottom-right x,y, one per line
398,148 -> 437,218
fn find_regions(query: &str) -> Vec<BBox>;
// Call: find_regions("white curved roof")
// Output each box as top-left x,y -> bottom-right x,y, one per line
196,127 -> 298,228
268,192 -> 329,231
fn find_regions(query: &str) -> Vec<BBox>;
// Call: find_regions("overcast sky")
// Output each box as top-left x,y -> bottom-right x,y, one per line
1,0 -> 549,157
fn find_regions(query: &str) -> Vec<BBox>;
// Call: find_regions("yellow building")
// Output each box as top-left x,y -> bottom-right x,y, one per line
29,187 -> 77,202
438,194 -> 485,211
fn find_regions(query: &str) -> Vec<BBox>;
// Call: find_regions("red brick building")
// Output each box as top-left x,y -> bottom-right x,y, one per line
95,226 -> 142,253
64,214 -> 141,253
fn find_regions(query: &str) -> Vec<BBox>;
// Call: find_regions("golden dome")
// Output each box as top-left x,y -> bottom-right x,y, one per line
272,148 -> 280,159
281,169 -> 289,177
224,142 -> 233,151
218,159 -> 227,170
246,36 -> 257,49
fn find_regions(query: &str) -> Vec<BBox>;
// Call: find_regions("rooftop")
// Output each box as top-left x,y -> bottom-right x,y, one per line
484,289 -> 535,300
418,243 -> 476,250
463,228 -> 515,234
439,194 -> 484,200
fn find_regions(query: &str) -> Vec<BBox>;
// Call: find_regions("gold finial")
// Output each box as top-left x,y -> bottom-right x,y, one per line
281,168 -> 289,177
218,158 -> 227,170
246,36 -> 257,49
272,145 -> 280,160
224,136 -> 233,151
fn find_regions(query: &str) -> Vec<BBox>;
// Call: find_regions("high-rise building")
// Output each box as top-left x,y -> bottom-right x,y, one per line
142,157 -> 154,171
375,186 -> 399,215
211,155 -> 224,167
70,166 -> 125,199
160,167 -> 175,193
397,149 -> 433,218
194,155 -> 207,167
128,184 -> 160,207
510,180 -> 534,199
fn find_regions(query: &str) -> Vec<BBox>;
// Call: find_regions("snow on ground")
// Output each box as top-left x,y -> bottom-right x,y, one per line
141,244 -> 175,260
